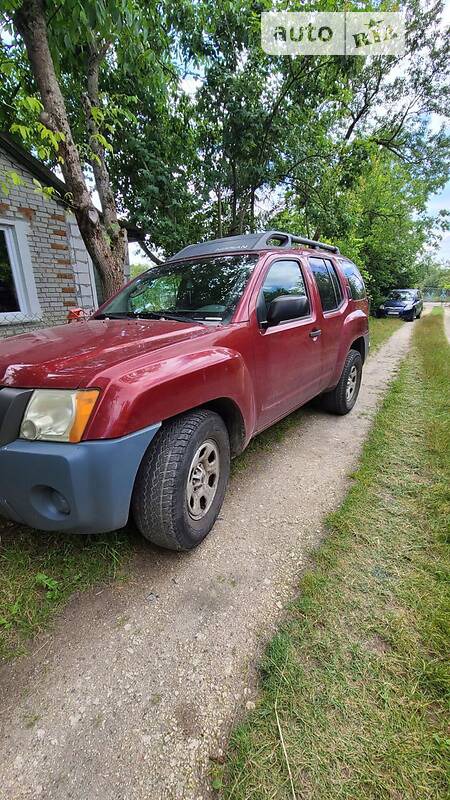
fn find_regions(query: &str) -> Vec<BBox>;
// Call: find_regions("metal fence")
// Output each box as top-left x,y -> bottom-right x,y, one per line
0,311 -> 66,339
422,287 -> 450,302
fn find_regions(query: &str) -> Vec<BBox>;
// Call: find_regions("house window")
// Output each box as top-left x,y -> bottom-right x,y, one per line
0,220 -> 41,324
0,229 -> 20,312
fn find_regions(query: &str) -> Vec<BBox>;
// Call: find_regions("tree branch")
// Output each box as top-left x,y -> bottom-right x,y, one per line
138,240 -> 163,264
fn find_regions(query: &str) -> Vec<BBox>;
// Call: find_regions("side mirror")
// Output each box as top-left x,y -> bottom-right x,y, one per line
266,295 -> 310,327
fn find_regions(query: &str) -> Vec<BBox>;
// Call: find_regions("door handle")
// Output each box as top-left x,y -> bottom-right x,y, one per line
309,328 -> 322,338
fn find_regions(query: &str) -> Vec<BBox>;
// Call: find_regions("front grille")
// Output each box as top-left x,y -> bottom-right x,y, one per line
0,387 -> 33,446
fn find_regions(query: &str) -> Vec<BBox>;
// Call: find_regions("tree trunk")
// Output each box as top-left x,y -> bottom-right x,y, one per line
237,201 -> 247,234
217,184 -> 223,238
14,0 -> 126,298
229,162 -> 238,234
249,187 -> 255,233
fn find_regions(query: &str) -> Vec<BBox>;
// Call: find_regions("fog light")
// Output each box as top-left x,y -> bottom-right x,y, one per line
21,419 -> 39,440
51,490 -> 70,515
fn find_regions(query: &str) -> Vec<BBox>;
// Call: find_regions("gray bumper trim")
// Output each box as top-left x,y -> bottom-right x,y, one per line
363,332 -> 370,361
0,423 -> 161,534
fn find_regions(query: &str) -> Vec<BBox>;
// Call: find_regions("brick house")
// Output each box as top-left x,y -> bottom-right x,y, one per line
0,132 -> 102,339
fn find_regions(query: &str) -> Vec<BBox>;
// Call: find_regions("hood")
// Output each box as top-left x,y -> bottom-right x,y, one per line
0,319 -> 208,388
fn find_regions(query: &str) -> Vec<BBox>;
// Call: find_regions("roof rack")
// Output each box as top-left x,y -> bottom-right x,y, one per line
168,230 -> 340,261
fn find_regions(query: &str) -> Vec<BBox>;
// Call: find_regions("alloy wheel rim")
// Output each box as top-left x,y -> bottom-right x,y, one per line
186,439 -> 220,520
346,364 -> 359,403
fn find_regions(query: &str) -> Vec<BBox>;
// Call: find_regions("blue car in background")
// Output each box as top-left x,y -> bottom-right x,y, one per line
377,289 -> 423,321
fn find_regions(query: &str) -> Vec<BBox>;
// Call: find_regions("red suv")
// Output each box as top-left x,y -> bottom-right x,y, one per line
0,231 -> 368,550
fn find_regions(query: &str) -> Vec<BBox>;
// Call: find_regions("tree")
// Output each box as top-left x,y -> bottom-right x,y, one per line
107,86 -> 205,260
2,0 -> 448,300
419,258 -> 450,289
1,0 -> 174,296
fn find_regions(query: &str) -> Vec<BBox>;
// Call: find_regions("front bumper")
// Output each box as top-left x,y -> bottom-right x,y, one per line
379,307 -> 411,317
0,423 -> 160,534
363,332 -> 370,361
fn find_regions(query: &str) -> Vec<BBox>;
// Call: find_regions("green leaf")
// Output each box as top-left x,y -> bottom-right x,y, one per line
91,106 -> 104,125
10,171 -> 23,186
35,572 -> 60,601
93,132 -> 113,153
10,123 -> 30,141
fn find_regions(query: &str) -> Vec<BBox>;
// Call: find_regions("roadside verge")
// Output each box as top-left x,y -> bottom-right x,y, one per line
220,309 -> 449,800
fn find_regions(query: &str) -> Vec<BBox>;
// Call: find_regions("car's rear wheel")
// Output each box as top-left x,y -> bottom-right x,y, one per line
321,349 -> 363,415
132,409 -> 230,550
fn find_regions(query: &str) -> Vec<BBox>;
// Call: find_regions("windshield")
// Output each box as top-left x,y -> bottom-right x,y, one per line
388,290 -> 414,301
97,254 -> 258,324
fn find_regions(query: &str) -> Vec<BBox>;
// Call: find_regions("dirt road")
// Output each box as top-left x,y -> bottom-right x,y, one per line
0,322 -> 415,800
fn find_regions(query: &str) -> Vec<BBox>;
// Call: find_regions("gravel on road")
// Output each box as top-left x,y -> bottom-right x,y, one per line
0,321 -> 415,800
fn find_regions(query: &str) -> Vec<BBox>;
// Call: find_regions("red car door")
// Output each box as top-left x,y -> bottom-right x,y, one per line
308,256 -> 346,384
251,256 -> 325,431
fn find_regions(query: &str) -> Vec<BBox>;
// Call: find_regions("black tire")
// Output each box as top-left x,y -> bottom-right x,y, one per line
132,409 -> 230,551
321,349 -> 363,415
416,309 -> 422,319
406,310 -> 415,321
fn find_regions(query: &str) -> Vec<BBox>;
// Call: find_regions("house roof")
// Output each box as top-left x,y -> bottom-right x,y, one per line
0,132 -> 147,242
0,131 -> 68,201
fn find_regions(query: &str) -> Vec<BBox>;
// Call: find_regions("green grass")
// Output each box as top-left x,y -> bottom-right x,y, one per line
220,309 -> 449,800
369,315 -> 403,353
0,316 -> 405,661
0,526 -> 132,661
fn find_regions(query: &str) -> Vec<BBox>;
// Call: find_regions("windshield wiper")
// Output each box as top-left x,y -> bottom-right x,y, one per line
96,310 -> 207,325
95,312 -> 137,319
137,311 -> 206,325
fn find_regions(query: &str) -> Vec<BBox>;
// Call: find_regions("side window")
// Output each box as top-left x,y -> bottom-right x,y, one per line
341,261 -> 366,300
326,260 -> 343,305
309,257 -> 340,312
261,260 -> 308,313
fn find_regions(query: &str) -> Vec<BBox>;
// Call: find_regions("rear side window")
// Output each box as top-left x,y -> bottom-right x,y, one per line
326,260 -> 343,306
309,257 -> 343,311
261,260 -> 308,312
342,261 -> 366,300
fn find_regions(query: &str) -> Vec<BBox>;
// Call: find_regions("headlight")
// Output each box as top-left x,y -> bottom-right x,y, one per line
20,389 -> 100,443
380,304 -> 385,309
403,304 -> 413,311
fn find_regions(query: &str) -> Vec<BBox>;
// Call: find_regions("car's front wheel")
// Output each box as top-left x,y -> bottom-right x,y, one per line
132,409 -> 230,550
321,349 -> 363,415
